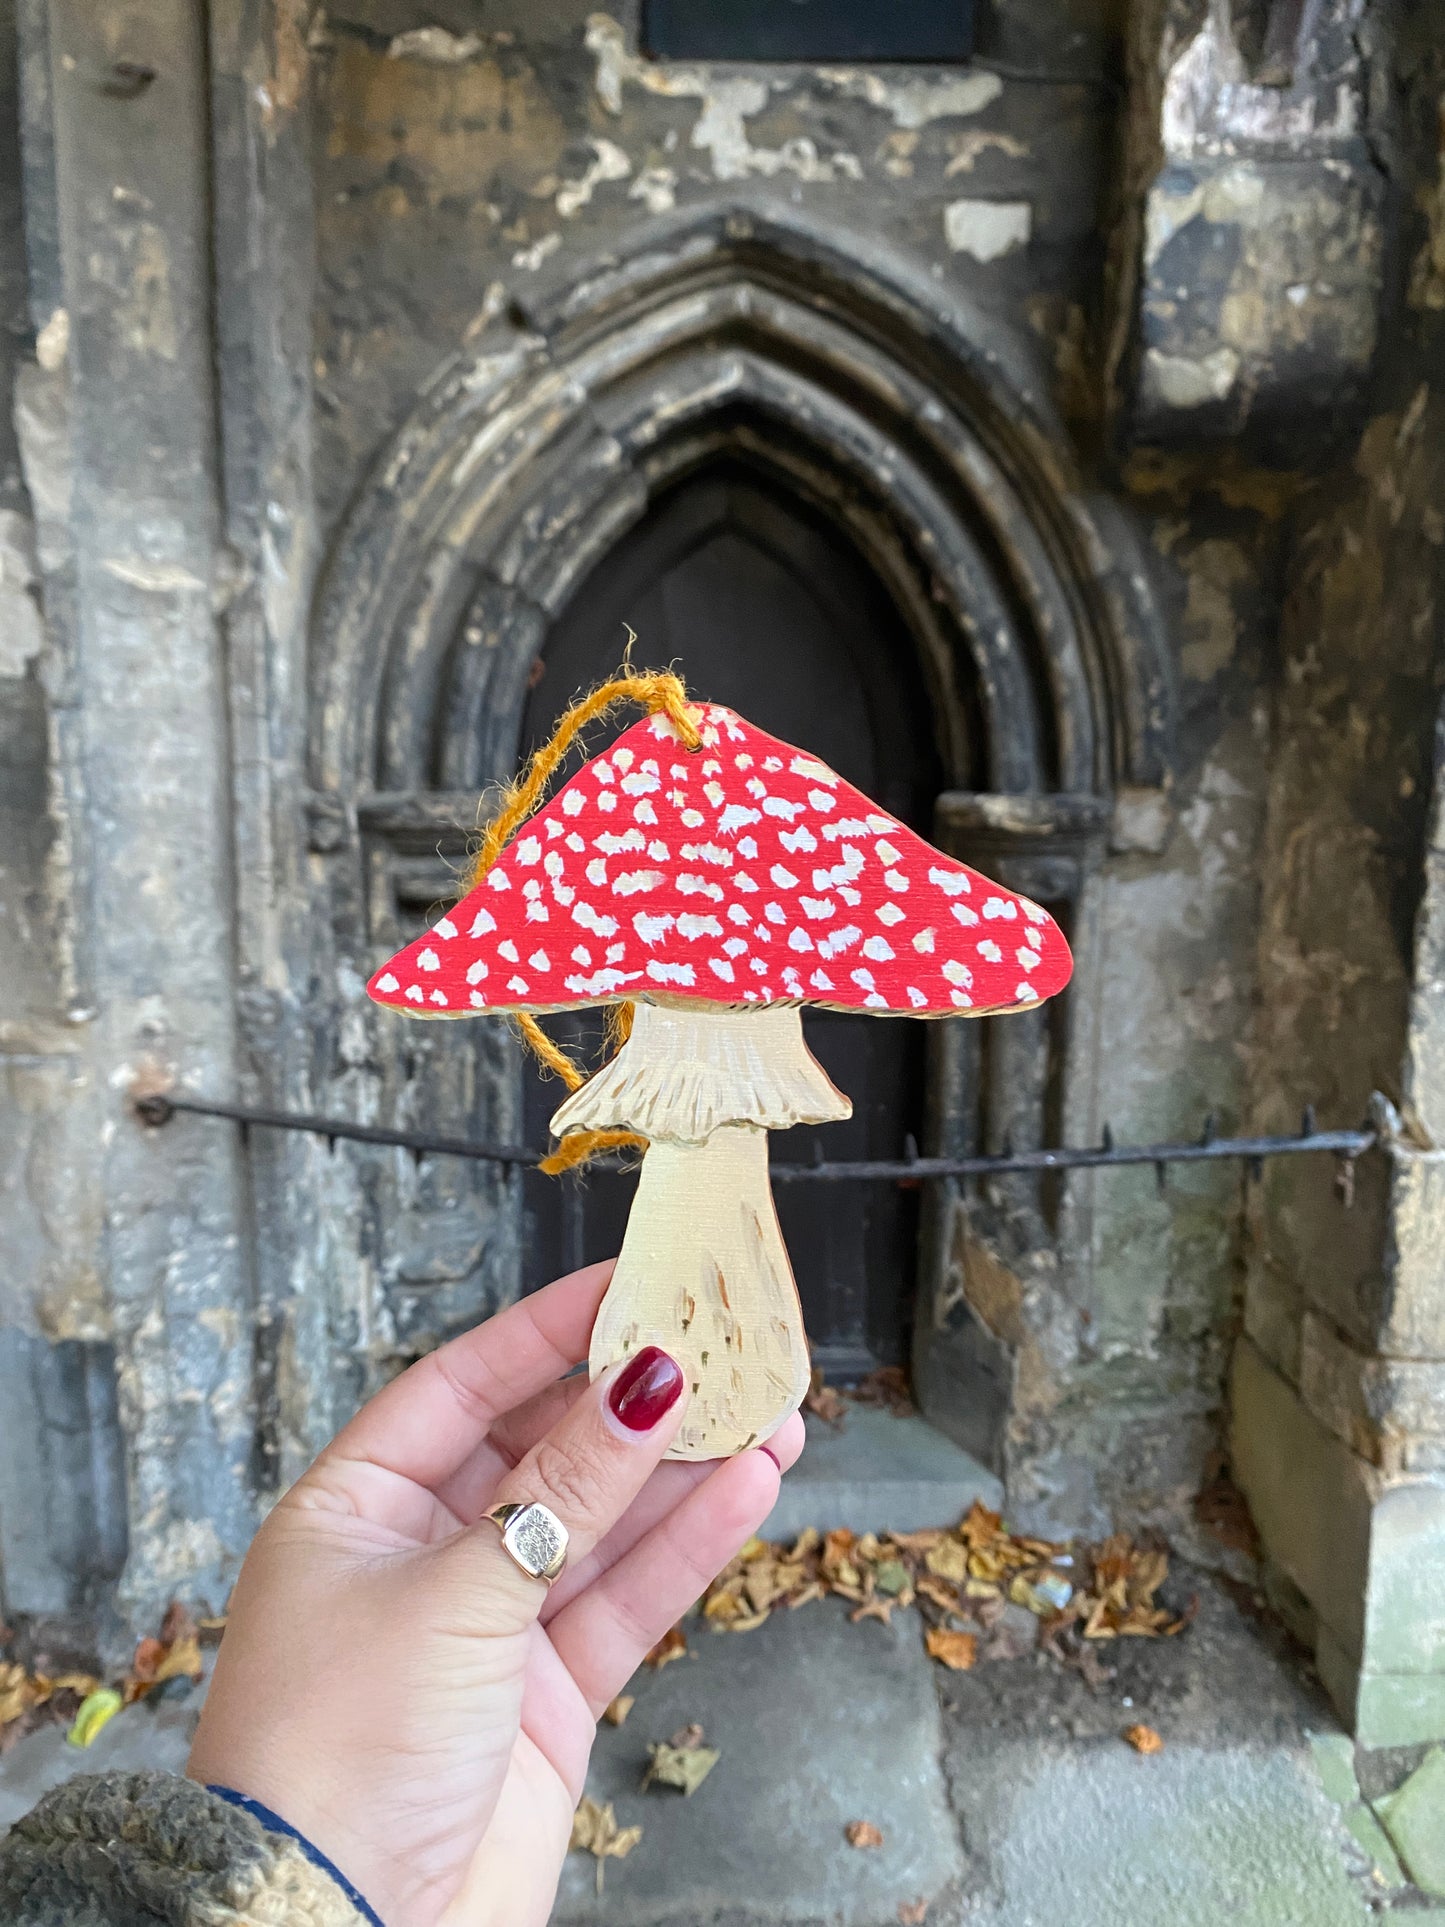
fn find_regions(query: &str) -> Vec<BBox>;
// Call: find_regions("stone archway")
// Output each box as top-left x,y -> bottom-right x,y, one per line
302,204 -> 1174,1440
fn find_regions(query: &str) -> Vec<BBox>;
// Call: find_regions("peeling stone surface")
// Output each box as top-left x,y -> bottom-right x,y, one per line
4,0 -> 1445,1717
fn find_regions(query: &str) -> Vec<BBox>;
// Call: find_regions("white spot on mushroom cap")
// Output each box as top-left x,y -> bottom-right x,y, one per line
375,973 -> 399,992
498,939 -> 519,962
613,868 -> 666,896
633,912 -> 673,945
596,828 -> 646,854
469,908 -> 496,937
417,948 -> 440,972
648,959 -> 695,986
434,917 -> 457,940
573,901 -> 619,937
677,912 -> 723,939
818,925 -> 862,959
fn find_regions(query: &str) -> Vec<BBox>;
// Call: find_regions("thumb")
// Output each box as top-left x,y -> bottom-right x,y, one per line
449,1346 -> 690,1632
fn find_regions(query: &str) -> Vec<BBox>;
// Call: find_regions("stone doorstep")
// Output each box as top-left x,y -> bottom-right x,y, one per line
760,1408 -> 1002,1541
1376,1748 -> 1445,1898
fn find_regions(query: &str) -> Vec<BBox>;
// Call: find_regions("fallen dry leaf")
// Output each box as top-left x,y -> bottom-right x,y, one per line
924,1540 -> 968,1585
603,1695 -> 634,1728
570,1795 -> 642,1893
851,1597 -> 896,1627
67,1687 -> 123,1748
916,1575 -> 965,1616
644,1740 -> 720,1796
898,1902 -> 928,1925
1123,1723 -> 1164,1755
805,1368 -> 848,1429
125,1603 -> 204,1705
848,1364 -> 914,1416
924,1627 -> 978,1671
846,1819 -> 885,1849
887,1527 -> 945,1554
644,1626 -> 688,1670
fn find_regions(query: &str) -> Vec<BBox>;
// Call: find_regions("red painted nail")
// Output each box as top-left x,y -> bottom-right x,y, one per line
608,1346 -> 684,1432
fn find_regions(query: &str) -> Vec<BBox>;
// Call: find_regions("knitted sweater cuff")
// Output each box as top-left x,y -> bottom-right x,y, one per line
0,1769 -> 370,1926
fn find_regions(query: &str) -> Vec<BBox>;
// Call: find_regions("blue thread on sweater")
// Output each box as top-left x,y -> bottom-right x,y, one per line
206,1786 -> 385,1926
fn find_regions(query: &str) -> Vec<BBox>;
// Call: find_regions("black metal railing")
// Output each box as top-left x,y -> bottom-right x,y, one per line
133,1090 -> 1384,1197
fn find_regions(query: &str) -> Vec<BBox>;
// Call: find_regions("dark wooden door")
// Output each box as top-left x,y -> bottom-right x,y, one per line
518,464 -> 943,1376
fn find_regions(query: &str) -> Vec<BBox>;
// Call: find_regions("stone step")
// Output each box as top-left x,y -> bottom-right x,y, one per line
760,1408 -> 1002,1541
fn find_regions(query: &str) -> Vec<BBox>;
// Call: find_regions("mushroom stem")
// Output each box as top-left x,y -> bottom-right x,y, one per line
589,1122 -> 810,1461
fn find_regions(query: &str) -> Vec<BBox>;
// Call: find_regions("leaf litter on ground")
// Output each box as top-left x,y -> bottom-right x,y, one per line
1,1597 -> 206,1753
698,1501 -> 1194,1683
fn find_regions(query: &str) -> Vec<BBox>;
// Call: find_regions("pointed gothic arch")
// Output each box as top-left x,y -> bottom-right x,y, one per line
300,203 -> 1176,1429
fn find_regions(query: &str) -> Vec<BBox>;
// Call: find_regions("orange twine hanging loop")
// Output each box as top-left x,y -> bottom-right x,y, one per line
463,662 -> 700,1175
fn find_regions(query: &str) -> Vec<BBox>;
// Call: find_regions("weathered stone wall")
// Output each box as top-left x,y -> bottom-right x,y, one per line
1231,1 -> 1445,1750
2,0 -> 1443,1743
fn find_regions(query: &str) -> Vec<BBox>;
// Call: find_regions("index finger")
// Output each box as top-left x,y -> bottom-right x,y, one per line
318,1260 -> 613,1495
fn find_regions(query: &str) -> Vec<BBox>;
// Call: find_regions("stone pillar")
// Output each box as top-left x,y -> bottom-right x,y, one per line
1232,399 -> 1445,1748
3,0 -> 258,1633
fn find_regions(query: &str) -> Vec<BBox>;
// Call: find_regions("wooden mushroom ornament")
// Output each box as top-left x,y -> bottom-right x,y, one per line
368,699 -> 1073,1460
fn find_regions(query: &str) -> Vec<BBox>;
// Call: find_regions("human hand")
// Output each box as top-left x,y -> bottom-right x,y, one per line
187,1260 -> 803,1925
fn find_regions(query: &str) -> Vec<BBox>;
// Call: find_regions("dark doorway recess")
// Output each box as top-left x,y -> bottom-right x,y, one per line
519,463 -> 946,1377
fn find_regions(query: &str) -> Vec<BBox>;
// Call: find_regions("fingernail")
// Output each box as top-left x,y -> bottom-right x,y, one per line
608,1346 -> 684,1432
761,1445 -> 782,1473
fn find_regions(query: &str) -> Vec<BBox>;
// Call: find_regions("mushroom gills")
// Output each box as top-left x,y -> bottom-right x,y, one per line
589,1124 -> 811,1460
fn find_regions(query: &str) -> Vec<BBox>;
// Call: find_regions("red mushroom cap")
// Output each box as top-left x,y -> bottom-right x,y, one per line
367,704 -> 1072,1019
